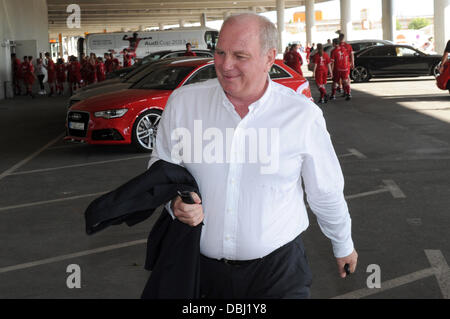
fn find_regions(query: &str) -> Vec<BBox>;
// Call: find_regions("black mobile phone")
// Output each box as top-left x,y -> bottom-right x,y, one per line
177,190 -> 196,204
344,263 -> 351,275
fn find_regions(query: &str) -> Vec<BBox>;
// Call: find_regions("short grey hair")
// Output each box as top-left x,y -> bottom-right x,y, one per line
222,13 -> 278,54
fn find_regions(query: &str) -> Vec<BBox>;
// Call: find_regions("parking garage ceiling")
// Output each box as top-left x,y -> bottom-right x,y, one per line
47,0 -> 329,36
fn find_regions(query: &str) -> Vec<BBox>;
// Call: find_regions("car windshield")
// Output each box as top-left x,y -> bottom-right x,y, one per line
132,65 -> 195,90
122,64 -> 150,82
141,52 -> 170,64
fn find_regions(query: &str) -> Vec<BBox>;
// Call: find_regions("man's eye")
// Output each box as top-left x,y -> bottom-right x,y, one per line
237,55 -> 247,59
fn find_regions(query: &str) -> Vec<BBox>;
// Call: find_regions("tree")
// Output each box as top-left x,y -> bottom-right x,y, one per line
408,18 -> 430,30
396,19 -> 402,30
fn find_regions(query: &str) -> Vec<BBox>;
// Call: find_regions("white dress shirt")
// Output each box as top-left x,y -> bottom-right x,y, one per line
148,78 -> 354,260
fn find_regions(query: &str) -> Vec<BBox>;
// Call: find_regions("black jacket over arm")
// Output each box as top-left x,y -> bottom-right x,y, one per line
84,160 -> 202,299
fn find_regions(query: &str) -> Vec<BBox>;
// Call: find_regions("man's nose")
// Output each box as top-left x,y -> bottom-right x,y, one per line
221,54 -> 235,71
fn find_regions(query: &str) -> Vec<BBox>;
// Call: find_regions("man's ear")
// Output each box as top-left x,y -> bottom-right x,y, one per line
266,48 -> 277,71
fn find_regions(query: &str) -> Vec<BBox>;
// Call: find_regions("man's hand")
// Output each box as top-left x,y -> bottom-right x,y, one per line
171,192 -> 204,227
336,249 -> 358,278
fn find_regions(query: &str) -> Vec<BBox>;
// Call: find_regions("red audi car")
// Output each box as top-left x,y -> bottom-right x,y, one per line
66,58 -> 312,152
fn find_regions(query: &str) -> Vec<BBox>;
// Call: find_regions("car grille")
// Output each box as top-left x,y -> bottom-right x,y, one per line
67,111 -> 89,138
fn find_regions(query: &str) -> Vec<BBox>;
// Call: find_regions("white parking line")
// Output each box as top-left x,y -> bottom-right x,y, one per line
332,250 -> 450,299
47,144 -> 85,150
0,191 -> 108,213
332,268 -> 436,299
345,188 -> 389,200
0,239 -> 147,274
348,148 -> 368,159
11,155 -> 150,176
338,148 -> 368,159
0,133 -> 64,182
382,179 -> 407,198
425,250 -> 450,299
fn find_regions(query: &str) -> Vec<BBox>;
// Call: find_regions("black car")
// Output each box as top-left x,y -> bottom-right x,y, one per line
307,39 -> 392,71
106,49 -> 214,79
351,44 -> 442,82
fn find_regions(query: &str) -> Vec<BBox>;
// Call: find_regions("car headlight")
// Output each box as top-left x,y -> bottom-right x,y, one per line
94,109 -> 128,119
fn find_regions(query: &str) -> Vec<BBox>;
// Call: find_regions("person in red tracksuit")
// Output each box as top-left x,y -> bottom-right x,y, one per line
312,43 -> 333,104
123,49 -> 132,67
110,53 -> 121,71
80,53 -> 89,87
86,54 -> 97,85
68,56 -> 82,95
183,43 -> 197,56
44,52 -> 57,97
22,56 -> 36,98
11,53 -> 22,96
56,58 -> 66,95
284,43 -> 303,76
338,33 -> 354,100
96,57 -> 106,82
329,38 -> 342,95
330,40 -> 351,101
104,53 -> 113,74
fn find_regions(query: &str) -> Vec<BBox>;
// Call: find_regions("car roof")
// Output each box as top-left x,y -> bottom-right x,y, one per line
146,49 -> 213,56
146,57 -> 214,67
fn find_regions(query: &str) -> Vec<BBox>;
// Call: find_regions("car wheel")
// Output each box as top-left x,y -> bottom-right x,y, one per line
352,66 -> 370,82
132,109 -> 163,152
432,62 -> 441,78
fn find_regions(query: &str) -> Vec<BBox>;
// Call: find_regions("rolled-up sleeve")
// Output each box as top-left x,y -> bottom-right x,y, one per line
301,110 -> 354,258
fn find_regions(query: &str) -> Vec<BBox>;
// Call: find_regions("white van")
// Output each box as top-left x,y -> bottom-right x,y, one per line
80,27 -> 218,62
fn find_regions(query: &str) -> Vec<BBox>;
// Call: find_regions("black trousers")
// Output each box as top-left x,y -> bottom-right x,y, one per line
200,234 -> 312,299
37,75 -> 45,90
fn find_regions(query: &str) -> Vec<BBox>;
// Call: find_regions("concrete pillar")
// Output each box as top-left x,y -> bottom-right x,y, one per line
340,0 -> 352,40
276,0 -> 285,54
382,0 -> 395,41
179,19 -> 185,28
250,6 -> 257,13
434,0 -> 450,54
201,13 -> 207,27
305,0 -> 316,46
223,11 -> 230,21
159,23 -> 164,30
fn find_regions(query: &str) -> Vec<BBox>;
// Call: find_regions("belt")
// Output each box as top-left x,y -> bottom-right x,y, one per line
201,254 -> 261,266
219,257 -> 260,266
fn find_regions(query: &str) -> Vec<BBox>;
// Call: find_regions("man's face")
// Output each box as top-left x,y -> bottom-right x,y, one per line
186,44 -> 191,51
214,19 -> 275,101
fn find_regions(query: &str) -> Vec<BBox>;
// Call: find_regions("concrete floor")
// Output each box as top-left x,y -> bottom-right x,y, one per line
0,74 -> 449,299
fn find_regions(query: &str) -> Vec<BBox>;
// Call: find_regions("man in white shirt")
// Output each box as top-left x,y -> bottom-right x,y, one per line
148,13 -> 358,299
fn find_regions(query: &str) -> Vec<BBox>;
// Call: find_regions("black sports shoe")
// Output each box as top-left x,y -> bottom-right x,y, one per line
345,94 -> 352,101
330,95 -> 336,100
319,98 -> 325,104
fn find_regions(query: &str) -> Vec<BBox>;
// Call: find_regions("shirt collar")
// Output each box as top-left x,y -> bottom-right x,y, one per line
220,75 -> 273,116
